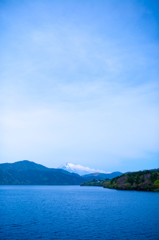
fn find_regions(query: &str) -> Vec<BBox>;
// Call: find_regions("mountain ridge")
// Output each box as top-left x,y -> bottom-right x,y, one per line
0,160 -> 123,185
0,160 -> 85,185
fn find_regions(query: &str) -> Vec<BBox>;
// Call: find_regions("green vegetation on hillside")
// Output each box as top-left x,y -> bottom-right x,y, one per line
103,170 -> 159,192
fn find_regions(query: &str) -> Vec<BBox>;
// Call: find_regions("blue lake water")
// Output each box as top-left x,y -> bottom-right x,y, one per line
0,186 -> 159,240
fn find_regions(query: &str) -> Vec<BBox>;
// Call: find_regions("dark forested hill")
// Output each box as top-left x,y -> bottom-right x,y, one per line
0,160 -> 86,185
103,169 -> 159,191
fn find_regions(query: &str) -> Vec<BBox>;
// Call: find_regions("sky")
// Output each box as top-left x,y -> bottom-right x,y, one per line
0,0 -> 159,172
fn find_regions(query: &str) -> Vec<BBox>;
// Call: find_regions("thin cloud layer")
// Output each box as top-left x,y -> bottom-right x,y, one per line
0,0 -> 159,171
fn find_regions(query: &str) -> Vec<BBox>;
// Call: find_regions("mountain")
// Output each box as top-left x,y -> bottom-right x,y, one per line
58,163 -> 107,175
0,160 -> 86,185
82,172 -> 123,181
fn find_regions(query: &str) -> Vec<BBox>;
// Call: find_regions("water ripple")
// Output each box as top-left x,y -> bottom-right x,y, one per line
0,186 -> 159,240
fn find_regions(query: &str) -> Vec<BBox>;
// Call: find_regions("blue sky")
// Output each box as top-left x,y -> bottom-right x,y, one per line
0,0 -> 159,172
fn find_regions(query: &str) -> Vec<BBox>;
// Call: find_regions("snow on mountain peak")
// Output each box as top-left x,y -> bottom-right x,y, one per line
58,163 -> 107,175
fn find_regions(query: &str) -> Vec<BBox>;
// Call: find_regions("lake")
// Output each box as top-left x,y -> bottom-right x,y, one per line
0,186 -> 159,240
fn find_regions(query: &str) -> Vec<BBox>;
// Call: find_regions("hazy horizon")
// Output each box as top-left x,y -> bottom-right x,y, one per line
1,0 -> 159,172
1,159 -> 158,174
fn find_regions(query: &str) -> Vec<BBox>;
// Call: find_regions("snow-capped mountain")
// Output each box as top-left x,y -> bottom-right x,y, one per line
58,163 -> 107,176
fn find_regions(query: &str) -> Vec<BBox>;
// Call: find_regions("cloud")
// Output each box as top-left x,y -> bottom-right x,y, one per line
0,0 -> 159,171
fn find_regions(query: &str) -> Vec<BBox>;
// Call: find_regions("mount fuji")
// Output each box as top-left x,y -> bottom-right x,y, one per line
58,163 -> 107,176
